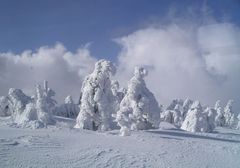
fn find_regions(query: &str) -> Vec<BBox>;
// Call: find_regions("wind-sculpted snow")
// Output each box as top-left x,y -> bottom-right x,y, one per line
75,59 -> 117,131
0,118 -> 240,168
115,67 -> 161,136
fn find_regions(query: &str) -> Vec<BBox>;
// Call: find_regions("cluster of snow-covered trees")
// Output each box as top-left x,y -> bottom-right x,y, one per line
0,59 -> 239,135
0,81 -> 79,128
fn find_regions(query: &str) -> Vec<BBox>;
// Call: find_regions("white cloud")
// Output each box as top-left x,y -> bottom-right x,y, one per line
0,43 -> 96,103
115,23 -> 240,109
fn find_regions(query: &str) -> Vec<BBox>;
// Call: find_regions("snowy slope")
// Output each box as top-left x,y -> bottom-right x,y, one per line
0,117 -> 240,168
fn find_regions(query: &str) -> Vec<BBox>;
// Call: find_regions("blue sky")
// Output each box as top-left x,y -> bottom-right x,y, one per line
0,0 -> 239,61
0,0 -> 240,109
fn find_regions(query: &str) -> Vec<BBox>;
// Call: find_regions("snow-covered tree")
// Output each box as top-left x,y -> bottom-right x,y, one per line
223,100 -> 238,128
7,88 -> 32,121
237,114 -> 240,130
166,99 -> 183,111
54,95 -> 79,118
35,84 -> 55,125
115,67 -> 161,136
204,107 -> 217,132
161,104 -> 183,128
181,101 -> 215,133
182,98 -> 193,119
214,100 -> 225,126
0,96 -> 11,116
75,59 -> 117,131
42,80 -> 57,112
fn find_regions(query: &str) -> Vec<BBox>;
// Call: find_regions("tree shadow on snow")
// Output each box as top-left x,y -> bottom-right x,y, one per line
146,130 -> 240,143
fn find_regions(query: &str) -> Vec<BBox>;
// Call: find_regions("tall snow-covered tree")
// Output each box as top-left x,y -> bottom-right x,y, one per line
182,98 -> 193,119
35,84 -> 55,125
223,100 -> 238,128
214,100 -> 225,126
42,80 -> 57,111
75,59 -> 117,131
115,67 -> 161,136
181,101 -> 215,133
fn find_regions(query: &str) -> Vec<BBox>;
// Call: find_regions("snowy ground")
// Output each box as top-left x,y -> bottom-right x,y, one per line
0,116 -> 240,168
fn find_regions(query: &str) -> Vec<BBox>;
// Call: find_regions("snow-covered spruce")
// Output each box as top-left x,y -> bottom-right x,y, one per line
223,100 -> 238,128
54,95 -> 79,118
115,67 -> 161,136
75,59 -> 117,131
182,98 -> 193,119
181,101 -> 216,133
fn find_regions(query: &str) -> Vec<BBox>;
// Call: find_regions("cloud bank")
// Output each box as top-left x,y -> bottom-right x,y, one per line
0,23 -> 239,110
115,23 -> 240,109
0,43 -> 96,103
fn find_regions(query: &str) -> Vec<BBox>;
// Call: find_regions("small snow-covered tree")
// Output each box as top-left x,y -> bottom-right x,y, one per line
54,95 -> 79,118
161,104 -> 183,128
223,100 -> 238,128
43,80 -> 57,112
204,107 -> 217,132
214,100 -> 225,126
181,101 -> 215,133
166,99 -> 183,111
75,59 -> 117,131
115,67 -> 161,136
0,96 -> 11,116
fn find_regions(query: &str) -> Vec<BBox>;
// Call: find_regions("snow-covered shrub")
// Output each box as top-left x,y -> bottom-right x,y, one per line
54,95 -> 79,118
214,100 -> 225,127
115,67 -> 161,136
75,59 -> 117,131
0,96 -> 11,116
181,101 -> 215,133
223,100 -> 238,128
